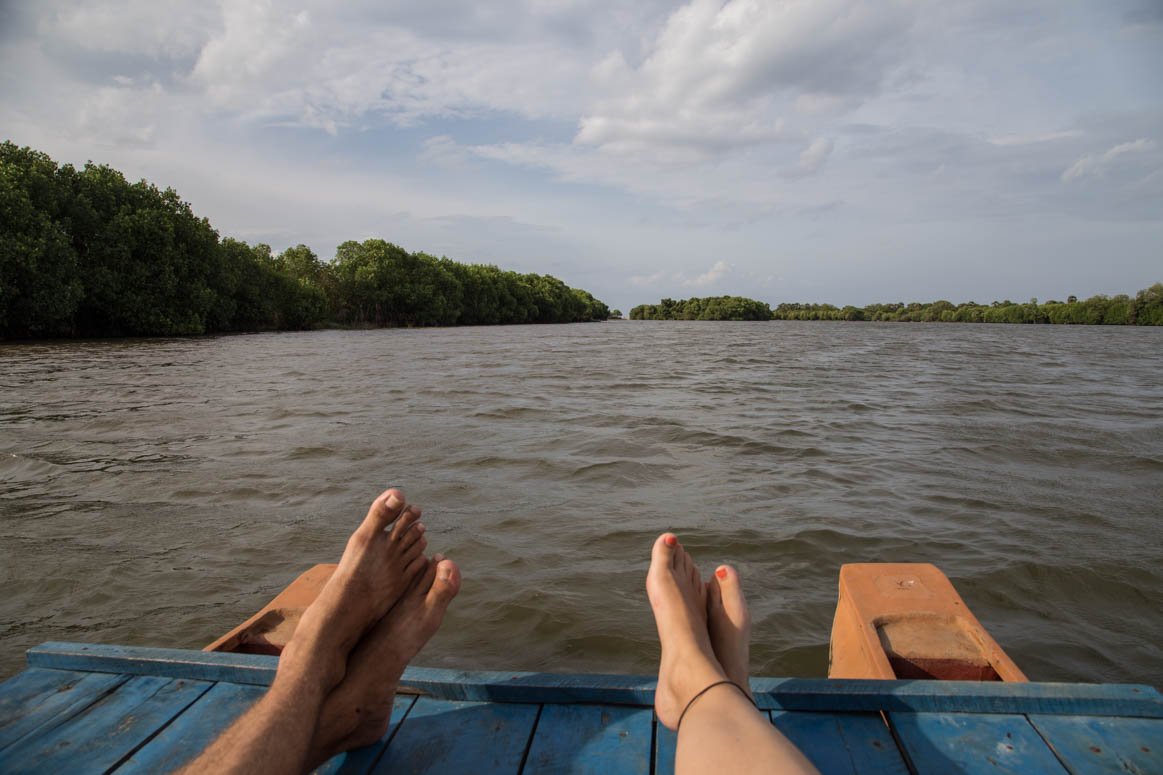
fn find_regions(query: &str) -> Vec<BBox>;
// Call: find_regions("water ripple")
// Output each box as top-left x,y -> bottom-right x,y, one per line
1,321 -> 1161,685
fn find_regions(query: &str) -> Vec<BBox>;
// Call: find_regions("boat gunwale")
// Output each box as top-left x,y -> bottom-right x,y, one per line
21,641 -> 1163,719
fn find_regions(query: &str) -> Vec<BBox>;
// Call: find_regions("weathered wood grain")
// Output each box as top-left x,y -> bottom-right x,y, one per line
1027,713 -> 1163,775
370,696 -> 538,774
0,668 -> 91,748
112,681 -> 266,774
770,711 -> 910,775
27,642 -> 277,686
0,675 -> 209,775
889,711 -> 1069,774
523,703 -> 653,774
0,670 -> 129,752
27,643 -> 1163,718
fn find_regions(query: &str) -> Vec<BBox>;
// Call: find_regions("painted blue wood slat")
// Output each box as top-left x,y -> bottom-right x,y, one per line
1027,714 -> 1163,775
27,643 -> 1163,718
889,711 -> 1069,774
0,668 -> 92,746
112,681 -> 267,774
314,695 -> 417,775
770,711 -> 910,775
371,696 -> 539,774
523,703 -> 654,775
0,675 -> 210,775
0,670 -> 129,752
28,642 -> 278,686
654,721 -> 676,775
751,678 -> 1163,719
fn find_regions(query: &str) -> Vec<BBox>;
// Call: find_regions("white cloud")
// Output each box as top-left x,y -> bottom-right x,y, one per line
41,0 -> 218,58
684,259 -> 730,287
77,82 -> 166,147
988,130 -> 1083,147
575,0 -> 915,158
1061,138 -> 1157,182
180,1 -> 592,132
627,260 -> 731,290
782,137 -> 834,178
4,0 -> 1162,317
629,270 -> 669,288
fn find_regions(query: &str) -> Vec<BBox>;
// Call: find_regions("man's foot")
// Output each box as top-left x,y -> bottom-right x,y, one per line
646,533 -> 731,729
707,564 -> 754,702
308,553 -> 462,763
277,490 -> 431,696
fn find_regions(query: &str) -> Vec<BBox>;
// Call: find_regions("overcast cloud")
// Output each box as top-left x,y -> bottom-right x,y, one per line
2,0 -> 1160,311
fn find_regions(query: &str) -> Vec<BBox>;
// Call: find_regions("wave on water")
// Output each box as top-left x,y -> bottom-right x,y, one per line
1,321 -> 1161,686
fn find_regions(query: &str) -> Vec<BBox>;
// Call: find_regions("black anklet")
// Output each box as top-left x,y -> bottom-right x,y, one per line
675,680 -> 755,730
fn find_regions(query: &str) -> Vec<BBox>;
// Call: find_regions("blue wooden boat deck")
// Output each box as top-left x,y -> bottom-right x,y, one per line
0,642 -> 1161,774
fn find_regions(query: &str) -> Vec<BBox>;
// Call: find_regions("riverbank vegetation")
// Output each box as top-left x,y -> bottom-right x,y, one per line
630,296 -> 774,321
631,289 -> 1163,325
0,142 -> 608,340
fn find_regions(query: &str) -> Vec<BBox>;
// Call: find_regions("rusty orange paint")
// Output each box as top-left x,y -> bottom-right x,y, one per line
828,563 -> 1027,681
204,564 -> 336,655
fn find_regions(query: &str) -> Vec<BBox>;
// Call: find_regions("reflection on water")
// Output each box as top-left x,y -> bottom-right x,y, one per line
1,322 -> 1161,685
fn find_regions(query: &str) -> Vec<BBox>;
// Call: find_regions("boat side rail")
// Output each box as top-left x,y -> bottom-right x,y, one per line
24,641 -> 1163,718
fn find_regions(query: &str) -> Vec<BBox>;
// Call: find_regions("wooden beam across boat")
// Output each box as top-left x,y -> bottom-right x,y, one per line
3,642 -> 1163,774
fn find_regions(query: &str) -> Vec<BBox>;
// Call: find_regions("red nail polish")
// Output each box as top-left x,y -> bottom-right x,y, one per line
664,535 -> 677,547
716,568 -> 728,579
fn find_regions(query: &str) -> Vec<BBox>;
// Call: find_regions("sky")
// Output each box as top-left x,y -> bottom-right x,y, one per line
1,0 -> 1161,313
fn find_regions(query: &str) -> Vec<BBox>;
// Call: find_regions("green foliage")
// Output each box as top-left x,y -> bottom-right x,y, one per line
628,288 -> 1163,326
766,289 -> 1163,326
0,143 -> 609,339
630,296 -> 772,321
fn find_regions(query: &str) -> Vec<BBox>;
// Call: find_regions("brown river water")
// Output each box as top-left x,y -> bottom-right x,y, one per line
1,322 -> 1161,685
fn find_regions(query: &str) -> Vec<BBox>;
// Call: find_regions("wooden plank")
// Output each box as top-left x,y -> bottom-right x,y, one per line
889,711 -> 1069,774
398,667 -> 658,707
523,703 -> 653,774
770,711 -> 910,775
28,642 -> 278,686
0,675 -> 210,775
112,682 -> 267,774
370,696 -> 538,774
24,643 -> 1163,717
752,679 -> 1163,719
314,695 -> 417,775
0,668 -> 91,742
654,721 -> 676,775
1027,714 -> 1163,775
0,670 -> 129,752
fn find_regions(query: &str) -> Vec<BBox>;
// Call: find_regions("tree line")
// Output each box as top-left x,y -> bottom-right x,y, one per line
0,142 -> 609,340
630,296 -> 775,321
631,290 -> 1163,325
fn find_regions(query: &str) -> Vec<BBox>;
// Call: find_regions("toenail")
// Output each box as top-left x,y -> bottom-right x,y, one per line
716,567 -> 728,579
664,535 -> 677,547
387,494 -> 403,508
437,563 -> 452,580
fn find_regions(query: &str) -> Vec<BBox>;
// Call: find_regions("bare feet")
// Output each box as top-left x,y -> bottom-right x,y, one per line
308,553 -> 462,764
277,490 -> 430,697
646,533 -> 731,729
707,564 -> 755,702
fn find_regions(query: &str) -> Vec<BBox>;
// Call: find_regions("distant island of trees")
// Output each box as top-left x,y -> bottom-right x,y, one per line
631,289 -> 1163,325
0,142 -> 609,340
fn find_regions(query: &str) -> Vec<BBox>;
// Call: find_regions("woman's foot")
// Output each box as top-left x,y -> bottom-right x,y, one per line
646,533 -> 731,729
308,553 -> 462,763
276,489 -> 431,698
707,564 -> 754,702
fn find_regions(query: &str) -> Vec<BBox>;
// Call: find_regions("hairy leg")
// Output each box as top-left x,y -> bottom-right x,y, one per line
179,490 -> 430,775
647,534 -> 820,775
306,553 -> 461,767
